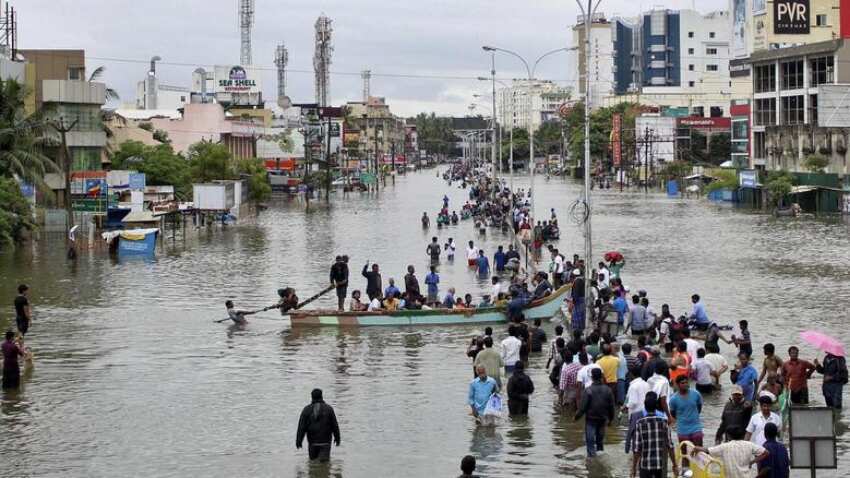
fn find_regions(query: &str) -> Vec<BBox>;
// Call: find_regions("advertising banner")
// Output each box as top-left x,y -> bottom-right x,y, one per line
774,0 -> 810,34
129,173 -> 146,190
733,0 -> 749,57
612,113 -> 622,167
214,65 -> 262,94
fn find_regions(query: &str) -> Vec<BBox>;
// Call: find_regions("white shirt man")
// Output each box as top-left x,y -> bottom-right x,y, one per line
646,372 -> 671,409
598,268 -> 610,287
500,335 -> 522,369
367,297 -> 382,311
746,408 -> 782,447
577,363 -> 602,389
684,338 -> 701,363
704,352 -> 729,386
467,246 -> 478,263
692,357 -> 715,388
625,376 -> 651,415
554,255 -> 565,275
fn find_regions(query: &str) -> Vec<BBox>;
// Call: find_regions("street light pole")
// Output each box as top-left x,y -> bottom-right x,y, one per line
576,0 -> 601,322
490,51 -> 498,189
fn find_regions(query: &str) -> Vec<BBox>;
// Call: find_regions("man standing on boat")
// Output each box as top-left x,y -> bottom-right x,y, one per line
296,388 -> 341,463
362,262 -> 382,301
425,266 -> 440,306
404,265 -> 421,299
329,256 -> 349,311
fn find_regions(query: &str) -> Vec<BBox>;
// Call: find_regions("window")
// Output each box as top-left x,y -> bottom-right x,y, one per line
688,31 -> 694,38
689,64 -> 695,71
732,119 -> 748,140
754,98 -> 776,126
689,81 -> 695,87
692,106 -> 705,117
810,56 -> 834,86
781,95 -> 805,125
754,131 -> 766,159
809,94 -> 818,124
709,32 -> 716,38
710,106 -> 723,117
754,64 -> 776,93
68,67 -> 85,81
816,14 -> 828,26
781,60 -> 804,90
706,48 -> 718,55
707,64 -> 719,71
688,48 -> 694,54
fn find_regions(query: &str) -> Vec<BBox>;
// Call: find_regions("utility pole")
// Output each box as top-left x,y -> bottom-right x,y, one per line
50,117 -> 78,231
391,140 -> 396,185
490,52 -> 498,187
304,123 -> 311,209
374,119 -> 381,192
325,115 -> 332,201
644,127 -> 650,195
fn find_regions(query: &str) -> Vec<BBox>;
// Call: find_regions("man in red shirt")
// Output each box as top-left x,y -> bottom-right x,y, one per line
781,346 -> 816,405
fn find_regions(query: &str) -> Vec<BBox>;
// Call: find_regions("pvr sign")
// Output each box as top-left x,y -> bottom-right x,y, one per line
774,0 -> 809,34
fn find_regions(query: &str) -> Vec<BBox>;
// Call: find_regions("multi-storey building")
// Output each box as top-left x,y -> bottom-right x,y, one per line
749,39 -> 850,175
496,80 -> 572,132
572,14 -> 616,106
603,9 -> 732,117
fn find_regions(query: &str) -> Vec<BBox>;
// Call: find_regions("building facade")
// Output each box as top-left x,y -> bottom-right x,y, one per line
41,79 -> 107,171
604,9 -> 732,118
749,39 -> 850,175
573,14 -> 616,106
496,80 -> 572,132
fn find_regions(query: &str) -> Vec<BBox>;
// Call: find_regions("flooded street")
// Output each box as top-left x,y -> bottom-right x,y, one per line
1,170 -> 849,477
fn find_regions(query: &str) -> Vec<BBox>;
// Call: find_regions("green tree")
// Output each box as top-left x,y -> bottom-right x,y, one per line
501,128 -> 529,164
708,133 -> 731,166
187,141 -> 233,183
534,121 -> 564,156
0,176 -> 34,249
111,140 -> 191,198
766,170 -> 794,207
236,158 -> 271,202
0,79 -> 58,189
411,113 -> 454,156
803,153 -> 829,173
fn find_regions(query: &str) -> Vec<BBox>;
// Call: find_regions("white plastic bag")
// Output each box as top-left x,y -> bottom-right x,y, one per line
483,393 -> 503,417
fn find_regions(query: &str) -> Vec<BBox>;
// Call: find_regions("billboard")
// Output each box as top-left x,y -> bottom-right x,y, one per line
733,0 -> 749,58
214,65 -> 262,94
612,113 -> 622,167
677,117 -> 732,129
774,0 -> 810,34
817,84 -> 850,127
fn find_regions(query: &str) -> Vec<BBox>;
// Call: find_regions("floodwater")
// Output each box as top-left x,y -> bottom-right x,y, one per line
1,170 -> 849,477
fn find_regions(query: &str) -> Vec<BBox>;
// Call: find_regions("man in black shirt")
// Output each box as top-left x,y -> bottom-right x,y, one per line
329,256 -> 349,311
507,360 -> 535,415
361,262 -> 382,301
296,388 -> 341,462
14,284 -> 31,336
404,265 -> 421,299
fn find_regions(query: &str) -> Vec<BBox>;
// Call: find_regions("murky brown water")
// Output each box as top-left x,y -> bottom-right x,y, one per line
1,170 -> 849,477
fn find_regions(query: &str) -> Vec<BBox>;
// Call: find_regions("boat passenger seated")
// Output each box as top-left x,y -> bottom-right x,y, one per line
477,295 -> 493,308
350,290 -> 367,312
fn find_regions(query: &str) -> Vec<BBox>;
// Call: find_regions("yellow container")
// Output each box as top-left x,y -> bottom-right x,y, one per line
676,441 -> 725,478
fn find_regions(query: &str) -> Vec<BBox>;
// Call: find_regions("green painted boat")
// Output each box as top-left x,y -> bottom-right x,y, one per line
289,284 -> 571,327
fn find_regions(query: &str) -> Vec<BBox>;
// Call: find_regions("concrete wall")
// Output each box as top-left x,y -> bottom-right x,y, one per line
19,49 -> 85,108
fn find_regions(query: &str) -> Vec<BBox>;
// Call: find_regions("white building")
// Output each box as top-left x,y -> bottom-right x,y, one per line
496,80 -> 572,131
571,14 -> 616,107
135,59 -> 189,110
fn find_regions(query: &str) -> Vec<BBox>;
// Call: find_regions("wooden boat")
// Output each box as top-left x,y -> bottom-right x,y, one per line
289,284 -> 571,327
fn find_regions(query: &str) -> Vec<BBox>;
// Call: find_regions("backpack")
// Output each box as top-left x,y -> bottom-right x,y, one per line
835,356 -> 849,385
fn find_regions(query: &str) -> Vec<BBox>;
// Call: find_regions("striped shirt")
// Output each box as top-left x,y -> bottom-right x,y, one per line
559,362 -> 583,391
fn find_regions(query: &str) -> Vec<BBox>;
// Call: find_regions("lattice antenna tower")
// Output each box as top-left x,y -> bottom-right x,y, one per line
274,43 -> 289,107
313,14 -> 333,106
238,0 -> 254,65
0,1 -> 18,60
361,70 -> 371,102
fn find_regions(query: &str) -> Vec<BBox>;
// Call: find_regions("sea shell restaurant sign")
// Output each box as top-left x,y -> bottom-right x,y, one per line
774,0 -> 810,34
216,65 -> 260,93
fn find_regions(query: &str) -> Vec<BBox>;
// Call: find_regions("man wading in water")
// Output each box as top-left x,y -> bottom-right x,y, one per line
296,388 -> 341,463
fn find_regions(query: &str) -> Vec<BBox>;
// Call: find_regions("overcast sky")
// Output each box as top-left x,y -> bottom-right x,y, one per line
20,0 -> 726,117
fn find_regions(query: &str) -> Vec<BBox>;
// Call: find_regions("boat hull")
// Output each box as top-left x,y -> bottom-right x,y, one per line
290,285 -> 570,327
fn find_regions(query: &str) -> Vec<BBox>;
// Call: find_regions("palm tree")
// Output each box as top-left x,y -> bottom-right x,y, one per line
0,79 -> 59,188
88,66 -> 120,103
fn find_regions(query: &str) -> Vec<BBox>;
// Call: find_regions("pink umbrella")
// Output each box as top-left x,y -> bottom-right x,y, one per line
800,331 -> 846,357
